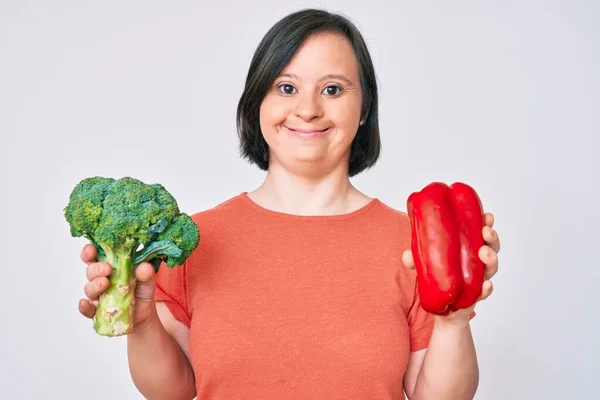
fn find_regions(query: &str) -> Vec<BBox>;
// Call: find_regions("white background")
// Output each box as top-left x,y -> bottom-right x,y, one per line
1,1 -> 598,399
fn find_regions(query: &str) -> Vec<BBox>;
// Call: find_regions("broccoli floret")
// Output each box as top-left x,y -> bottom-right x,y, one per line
64,176 -> 200,337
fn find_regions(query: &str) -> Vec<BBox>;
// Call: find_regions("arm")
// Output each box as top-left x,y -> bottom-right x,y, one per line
403,316 -> 478,400
402,212 -> 501,399
127,302 -> 196,400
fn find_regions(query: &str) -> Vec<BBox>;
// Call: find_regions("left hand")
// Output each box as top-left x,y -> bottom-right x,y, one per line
402,212 -> 501,318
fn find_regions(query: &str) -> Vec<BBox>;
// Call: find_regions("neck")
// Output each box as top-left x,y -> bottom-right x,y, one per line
248,159 -> 370,216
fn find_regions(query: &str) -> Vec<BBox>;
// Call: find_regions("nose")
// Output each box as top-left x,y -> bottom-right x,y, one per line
294,92 -> 323,122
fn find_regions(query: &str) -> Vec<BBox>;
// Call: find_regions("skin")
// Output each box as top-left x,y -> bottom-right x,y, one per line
402,213 -> 500,399
250,32 -> 372,215
78,32 -> 501,400
79,247 -> 195,400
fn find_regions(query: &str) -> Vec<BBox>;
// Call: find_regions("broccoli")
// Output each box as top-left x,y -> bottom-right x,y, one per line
64,176 -> 200,337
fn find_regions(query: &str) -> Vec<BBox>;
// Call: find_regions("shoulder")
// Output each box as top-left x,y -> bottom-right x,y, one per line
371,199 -> 420,298
369,198 -> 412,233
188,193 -> 247,227
373,198 -> 409,219
185,192 -> 257,248
182,194 -> 247,265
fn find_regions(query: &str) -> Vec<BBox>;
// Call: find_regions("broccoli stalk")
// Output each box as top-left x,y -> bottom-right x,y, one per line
64,177 -> 200,337
94,243 -> 136,336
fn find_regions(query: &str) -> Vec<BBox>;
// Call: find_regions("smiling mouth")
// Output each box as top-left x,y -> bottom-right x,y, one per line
286,126 -> 332,138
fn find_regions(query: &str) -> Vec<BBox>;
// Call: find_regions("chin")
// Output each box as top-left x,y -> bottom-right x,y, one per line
290,150 -> 329,165
276,147 -> 351,176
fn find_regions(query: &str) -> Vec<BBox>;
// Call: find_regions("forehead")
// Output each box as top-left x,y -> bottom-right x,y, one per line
281,32 -> 359,77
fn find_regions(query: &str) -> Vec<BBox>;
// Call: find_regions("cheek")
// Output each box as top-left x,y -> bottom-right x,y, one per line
327,100 -> 361,131
260,96 -> 289,127
259,96 -> 291,150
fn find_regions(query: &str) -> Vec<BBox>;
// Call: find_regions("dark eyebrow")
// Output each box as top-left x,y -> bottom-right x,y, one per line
277,73 -> 356,86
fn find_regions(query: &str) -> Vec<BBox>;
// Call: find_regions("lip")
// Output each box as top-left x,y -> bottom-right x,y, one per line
286,126 -> 332,138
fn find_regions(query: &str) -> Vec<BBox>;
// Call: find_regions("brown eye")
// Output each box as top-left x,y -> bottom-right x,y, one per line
323,85 -> 342,96
278,84 -> 296,95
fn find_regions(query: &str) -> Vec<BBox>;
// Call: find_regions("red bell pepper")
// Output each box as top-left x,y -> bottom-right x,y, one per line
407,182 -> 486,315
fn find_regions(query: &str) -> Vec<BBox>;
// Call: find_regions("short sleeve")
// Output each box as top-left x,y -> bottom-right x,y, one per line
154,260 -> 191,327
406,284 -> 434,352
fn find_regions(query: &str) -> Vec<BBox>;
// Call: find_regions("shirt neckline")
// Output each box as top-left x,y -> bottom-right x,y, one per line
237,192 -> 382,221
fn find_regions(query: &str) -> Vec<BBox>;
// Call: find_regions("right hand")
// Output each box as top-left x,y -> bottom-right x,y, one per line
78,244 -> 158,330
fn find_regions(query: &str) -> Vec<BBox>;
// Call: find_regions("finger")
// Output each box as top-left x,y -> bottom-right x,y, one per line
86,261 -> 113,281
482,226 -> 501,253
479,280 -> 494,301
81,244 -> 98,264
134,262 -> 156,301
479,245 -> 499,279
484,212 -> 495,228
78,298 -> 97,319
402,250 -> 415,269
84,276 -> 110,300
136,262 -> 156,283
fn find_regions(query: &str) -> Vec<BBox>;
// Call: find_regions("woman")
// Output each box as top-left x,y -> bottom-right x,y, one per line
79,9 -> 500,399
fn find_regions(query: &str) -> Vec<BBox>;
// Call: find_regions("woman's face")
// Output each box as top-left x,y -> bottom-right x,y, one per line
259,32 -> 363,176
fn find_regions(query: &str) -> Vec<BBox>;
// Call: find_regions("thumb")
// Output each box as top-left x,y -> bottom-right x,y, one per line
402,249 -> 415,269
134,262 -> 156,302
